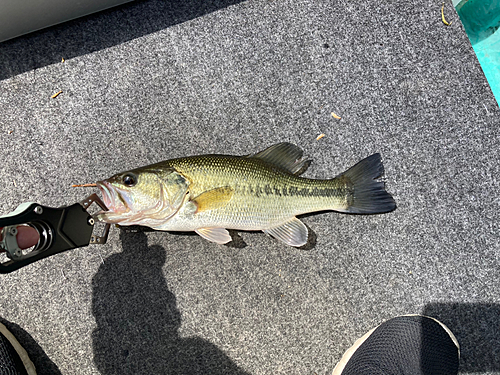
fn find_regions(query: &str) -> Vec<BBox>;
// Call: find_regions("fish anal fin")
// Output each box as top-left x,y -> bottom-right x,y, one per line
263,217 -> 308,247
249,143 -> 310,175
195,227 -> 232,244
191,186 -> 234,213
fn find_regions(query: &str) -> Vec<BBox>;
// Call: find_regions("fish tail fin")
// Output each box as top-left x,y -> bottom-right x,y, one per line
336,153 -> 396,214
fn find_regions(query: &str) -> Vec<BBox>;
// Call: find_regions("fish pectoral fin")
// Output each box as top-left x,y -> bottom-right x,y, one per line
263,217 -> 308,247
195,227 -> 232,244
248,142 -> 311,175
190,186 -> 234,213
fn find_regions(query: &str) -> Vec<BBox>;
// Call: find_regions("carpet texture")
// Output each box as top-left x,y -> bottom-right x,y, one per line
0,0 -> 499,374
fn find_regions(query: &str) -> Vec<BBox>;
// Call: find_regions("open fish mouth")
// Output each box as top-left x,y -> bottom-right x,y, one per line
96,181 -> 128,214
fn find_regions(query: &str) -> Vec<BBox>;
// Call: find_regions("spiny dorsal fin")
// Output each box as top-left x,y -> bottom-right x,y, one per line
190,186 -> 234,213
248,142 -> 311,175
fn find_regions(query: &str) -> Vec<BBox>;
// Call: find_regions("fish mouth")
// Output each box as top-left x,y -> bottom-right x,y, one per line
96,181 -> 128,214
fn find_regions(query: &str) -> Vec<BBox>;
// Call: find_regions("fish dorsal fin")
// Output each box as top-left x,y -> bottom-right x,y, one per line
263,217 -> 308,247
195,227 -> 232,244
190,186 -> 234,213
249,142 -> 311,175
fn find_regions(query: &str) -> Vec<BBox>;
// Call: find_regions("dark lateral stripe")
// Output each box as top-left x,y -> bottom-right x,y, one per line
255,186 -> 262,196
308,187 -> 340,197
247,184 -> 344,198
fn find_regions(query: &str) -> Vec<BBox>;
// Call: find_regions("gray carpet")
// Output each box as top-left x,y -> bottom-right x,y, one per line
0,0 -> 499,374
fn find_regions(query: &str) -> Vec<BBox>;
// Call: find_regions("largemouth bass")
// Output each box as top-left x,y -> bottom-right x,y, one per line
95,143 -> 396,247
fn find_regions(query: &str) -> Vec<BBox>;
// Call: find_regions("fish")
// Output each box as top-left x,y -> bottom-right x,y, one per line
95,143 -> 396,247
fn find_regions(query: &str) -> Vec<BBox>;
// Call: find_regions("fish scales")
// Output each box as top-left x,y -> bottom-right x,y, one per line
95,143 -> 396,246
160,155 -> 351,230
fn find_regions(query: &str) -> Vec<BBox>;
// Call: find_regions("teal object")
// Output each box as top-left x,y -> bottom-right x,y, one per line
456,0 -> 500,105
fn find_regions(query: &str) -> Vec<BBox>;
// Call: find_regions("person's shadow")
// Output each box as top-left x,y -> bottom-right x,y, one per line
91,230 -> 251,375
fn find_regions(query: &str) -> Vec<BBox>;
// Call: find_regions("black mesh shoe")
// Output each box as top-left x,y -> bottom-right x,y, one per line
0,322 -> 36,375
333,315 -> 460,375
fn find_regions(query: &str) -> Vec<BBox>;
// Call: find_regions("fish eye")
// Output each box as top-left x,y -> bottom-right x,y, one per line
122,173 -> 137,187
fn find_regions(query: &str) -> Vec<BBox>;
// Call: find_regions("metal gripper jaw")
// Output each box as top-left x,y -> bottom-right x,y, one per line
0,194 -> 110,273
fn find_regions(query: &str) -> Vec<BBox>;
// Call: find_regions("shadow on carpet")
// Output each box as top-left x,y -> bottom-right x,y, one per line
91,229 -> 250,375
423,301 -> 500,373
0,0 -> 247,80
